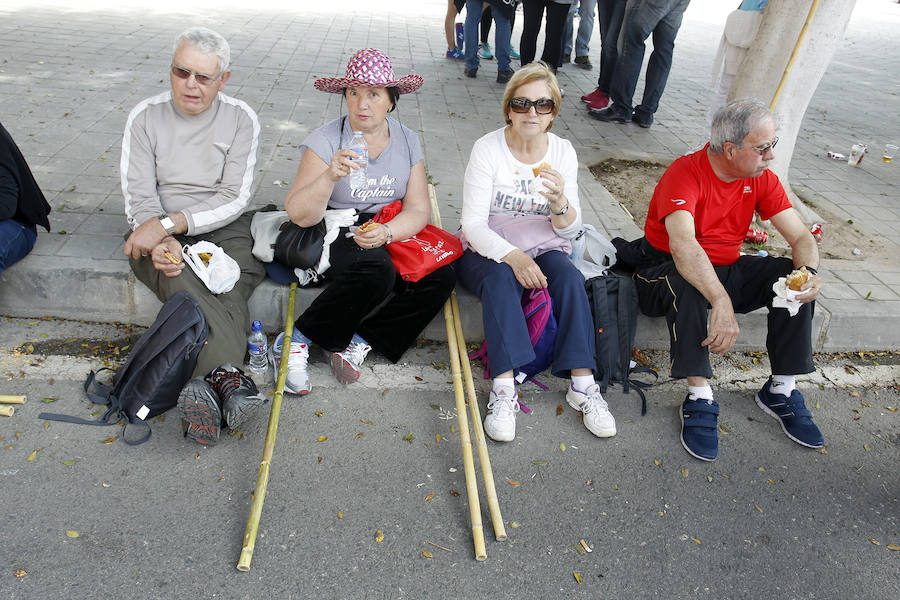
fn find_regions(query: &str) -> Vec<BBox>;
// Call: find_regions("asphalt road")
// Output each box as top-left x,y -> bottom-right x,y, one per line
1,318 -> 898,599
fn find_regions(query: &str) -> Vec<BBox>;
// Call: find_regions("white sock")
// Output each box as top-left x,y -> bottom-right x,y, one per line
769,375 -> 796,396
571,374 -> 595,393
492,378 -> 516,398
688,385 -> 714,401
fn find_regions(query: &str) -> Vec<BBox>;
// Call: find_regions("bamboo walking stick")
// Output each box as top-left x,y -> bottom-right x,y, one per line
450,293 -> 507,542
0,395 -> 26,404
237,281 -> 298,572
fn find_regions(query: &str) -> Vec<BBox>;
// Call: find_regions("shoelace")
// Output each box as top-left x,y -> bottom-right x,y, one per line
286,341 -> 309,362
342,341 -> 371,366
488,393 -> 520,418
579,385 -> 609,414
210,369 -> 256,398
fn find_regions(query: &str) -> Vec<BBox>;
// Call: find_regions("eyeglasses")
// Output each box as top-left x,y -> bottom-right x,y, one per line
509,97 -> 555,114
748,136 -> 778,155
171,65 -> 220,86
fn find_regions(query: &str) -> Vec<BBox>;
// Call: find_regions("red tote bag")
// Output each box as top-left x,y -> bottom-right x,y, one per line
372,200 -> 463,282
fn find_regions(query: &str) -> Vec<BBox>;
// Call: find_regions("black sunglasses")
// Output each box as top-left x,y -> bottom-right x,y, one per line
171,65 -> 219,86
509,97 -> 555,114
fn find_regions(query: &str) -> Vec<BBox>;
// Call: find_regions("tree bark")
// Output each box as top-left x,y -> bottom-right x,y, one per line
729,0 -> 857,223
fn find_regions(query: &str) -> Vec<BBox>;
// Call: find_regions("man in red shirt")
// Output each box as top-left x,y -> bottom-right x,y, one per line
626,99 -> 823,461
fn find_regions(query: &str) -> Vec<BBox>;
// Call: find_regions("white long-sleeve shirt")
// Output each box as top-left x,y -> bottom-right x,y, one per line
461,127 -> 582,262
121,91 -> 260,235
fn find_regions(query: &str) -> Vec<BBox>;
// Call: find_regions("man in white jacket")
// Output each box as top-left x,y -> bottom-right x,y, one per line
120,26 -> 266,445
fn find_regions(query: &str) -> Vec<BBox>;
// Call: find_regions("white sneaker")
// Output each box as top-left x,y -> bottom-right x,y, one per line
483,388 -> 520,442
566,383 -> 616,437
330,340 -> 371,384
270,332 -> 311,395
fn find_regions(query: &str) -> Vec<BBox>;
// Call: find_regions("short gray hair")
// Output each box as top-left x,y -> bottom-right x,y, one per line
173,27 -> 230,75
709,98 -> 773,153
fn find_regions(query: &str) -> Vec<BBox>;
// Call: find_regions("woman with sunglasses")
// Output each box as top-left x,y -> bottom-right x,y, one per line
457,61 -> 616,443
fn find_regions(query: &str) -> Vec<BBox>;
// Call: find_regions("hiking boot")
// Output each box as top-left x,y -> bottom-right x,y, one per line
207,364 -> 266,431
331,339 -> 372,384
756,378 -> 824,448
464,66 -> 478,78
178,377 -> 222,445
680,396 -> 719,461
497,69 -> 514,84
566,383 -> 616,437
446,48 -> 465,60
478,42 -> 494,59
484,388 -> 520,442
270,331 -> 311,395
573,55 -> 592,70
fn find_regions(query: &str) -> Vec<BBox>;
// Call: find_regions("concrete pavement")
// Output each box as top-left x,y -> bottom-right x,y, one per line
0,0 -> 898,351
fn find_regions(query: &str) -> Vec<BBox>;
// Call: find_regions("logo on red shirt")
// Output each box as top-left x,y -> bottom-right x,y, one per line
743,185 -> 752,194
671,198 -> 686,206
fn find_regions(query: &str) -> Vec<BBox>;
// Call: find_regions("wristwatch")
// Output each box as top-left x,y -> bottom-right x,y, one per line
551,202 -> 569,216
158,214 -> 176,235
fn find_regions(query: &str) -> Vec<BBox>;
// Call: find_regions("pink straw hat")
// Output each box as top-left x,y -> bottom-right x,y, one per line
314,48 -> 424,95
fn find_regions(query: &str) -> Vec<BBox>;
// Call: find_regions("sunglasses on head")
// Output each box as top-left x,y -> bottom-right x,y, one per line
509,97 -> 555,114
171,65 -> 219,86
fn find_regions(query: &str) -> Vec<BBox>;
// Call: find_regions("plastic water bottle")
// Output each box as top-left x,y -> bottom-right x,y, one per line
348,131 -> 368,190
247,320 -> 268,375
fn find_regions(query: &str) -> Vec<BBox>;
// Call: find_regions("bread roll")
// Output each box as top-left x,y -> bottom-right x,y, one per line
786,266 -> 809,291
532,162 -> 551,177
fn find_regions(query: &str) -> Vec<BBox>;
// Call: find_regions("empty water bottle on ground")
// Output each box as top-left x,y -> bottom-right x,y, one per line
248,320 -> 268,375
348,131 -> 368,190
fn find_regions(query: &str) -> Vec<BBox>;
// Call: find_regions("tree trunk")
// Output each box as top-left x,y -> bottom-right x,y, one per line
729,0 -> 857,223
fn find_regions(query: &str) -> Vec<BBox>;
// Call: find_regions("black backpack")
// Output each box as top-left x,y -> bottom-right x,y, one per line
39,291 -> 208,444
584,271 -> 657,414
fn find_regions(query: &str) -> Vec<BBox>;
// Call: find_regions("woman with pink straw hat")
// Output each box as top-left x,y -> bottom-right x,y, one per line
273,48 -> 456,394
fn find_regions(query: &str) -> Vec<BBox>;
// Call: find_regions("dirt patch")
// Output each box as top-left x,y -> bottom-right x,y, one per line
589,158 -> 879,261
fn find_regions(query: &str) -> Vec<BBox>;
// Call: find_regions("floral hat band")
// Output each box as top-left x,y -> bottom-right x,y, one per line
313,48 -> 424,95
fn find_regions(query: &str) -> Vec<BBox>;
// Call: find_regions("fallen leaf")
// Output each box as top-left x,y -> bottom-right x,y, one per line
101,482 -> 110,488
361,419 -> 375,425
425,493 -> 435,501
573,571 -> 583,584
754,504 -> 763,513
43,422 -> 50,430
27,447 -> 44,461
14,569 -> 26,578
560,443 -> 566,452
435,433 -> 442,443
654,459 -> 661,466
691,537 -> 702,545
757,466 -> 766,472
102,436 -> 117,445
556,404 -> 564,416
816,448 -> 828,454
849,390 -> 860,398
509,521 -> 520,528
449,490 -> 459,497
62,459 -> 77,466
374,530 -> 384,543
681,467 -> 689,478
421,550 -> 433,558
869,538 -> 880,546
507,480 -> 521,487
887,544 -> 900,551
314,409 -> 325,417
41,397 -> 59,403
718,424 -> 731,434
885,407 -> 898,413
707,475 -> 713,482
403,433 -> 414,443
768,479 -> 776,485
533,459 -> 549,466
414,376 -> 423,381
317,456 -> 324,463
65,530 -> 80,538
575,543 -> 586,555
316,436 -> 328,442
337,511 -> 343,519
864,444 -> 872,452
450,424 -> 456,433
355,432 -> 363,439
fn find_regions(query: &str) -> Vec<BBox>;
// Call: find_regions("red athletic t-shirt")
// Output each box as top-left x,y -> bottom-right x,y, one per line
644,145 -> 792,266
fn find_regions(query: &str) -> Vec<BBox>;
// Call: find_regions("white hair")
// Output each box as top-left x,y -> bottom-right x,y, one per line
709,98 -> 773,154
173,27 -> 230,75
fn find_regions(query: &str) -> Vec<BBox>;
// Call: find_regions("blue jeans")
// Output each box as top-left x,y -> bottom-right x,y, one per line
596,0 -> 627,93
564,0 -> 597,58
457,249 -> 595,378
465,0 -> 512,71
608,0 -> 690,116
0,219 -> 37,276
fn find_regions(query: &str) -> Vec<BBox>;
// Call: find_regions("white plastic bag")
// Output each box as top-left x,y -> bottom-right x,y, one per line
182,240 -> 241,294
569,223 -> 617,279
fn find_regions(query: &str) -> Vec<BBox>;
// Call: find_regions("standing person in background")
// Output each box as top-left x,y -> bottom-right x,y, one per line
479,2 -> 521,60
519,0 -> 572,73
0,121 -> 51,277
589,0 -> 691,128
445,0 -> 466,60
458,62 -> 616,443
464,0 -> 517,83
580,0 -> 627,111
562,0 -> 597,69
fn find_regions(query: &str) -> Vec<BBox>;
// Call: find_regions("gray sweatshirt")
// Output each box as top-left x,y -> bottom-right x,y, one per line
120,91 -> 260,235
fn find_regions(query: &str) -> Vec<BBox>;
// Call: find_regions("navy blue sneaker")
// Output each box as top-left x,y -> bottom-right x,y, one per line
680,396 -> 719,461
755,379 -> 824,448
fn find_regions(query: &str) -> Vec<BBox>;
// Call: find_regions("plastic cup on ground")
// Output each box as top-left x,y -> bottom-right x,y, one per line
883,144 -> 897,163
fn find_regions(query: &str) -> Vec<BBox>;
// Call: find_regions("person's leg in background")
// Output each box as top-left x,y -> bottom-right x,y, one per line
464,0 -> 484,76
562,2 -> 578,64
0,219 -> 37,277
540,1 -> 570,72
632,0 -> 690,128
479,3 -> 495,58
574,0 -> 597,68
519,0 -> 544,66
445,0 -> 465,59
492,7 -> 514,83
